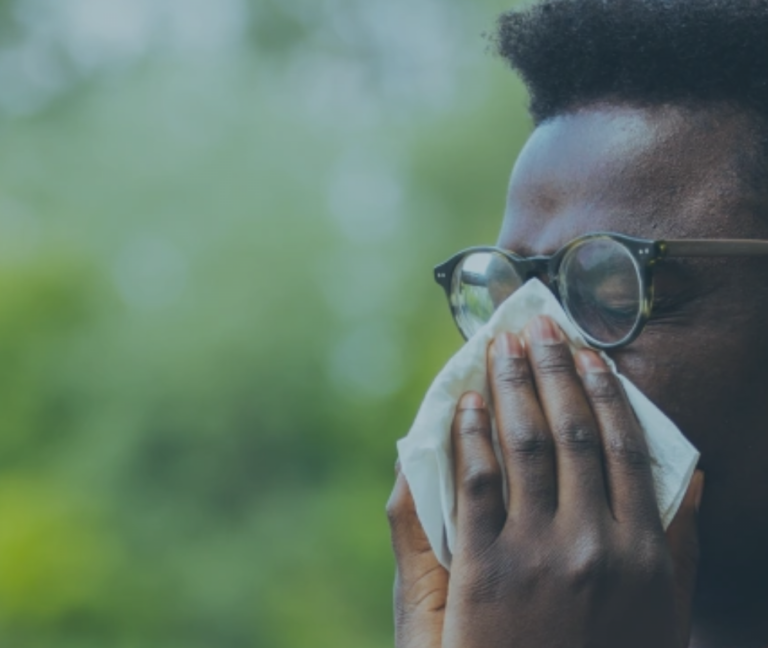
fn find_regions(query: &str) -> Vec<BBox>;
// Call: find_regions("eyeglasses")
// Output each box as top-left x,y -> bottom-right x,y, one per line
434,232 -> 768,349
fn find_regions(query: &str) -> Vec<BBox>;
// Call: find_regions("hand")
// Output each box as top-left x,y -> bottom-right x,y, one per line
387,314 -> 704,648
387,462 -> 448,648
442,315 -> 704,648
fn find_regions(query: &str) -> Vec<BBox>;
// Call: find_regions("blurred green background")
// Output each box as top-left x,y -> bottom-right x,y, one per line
0,0 -> 532,646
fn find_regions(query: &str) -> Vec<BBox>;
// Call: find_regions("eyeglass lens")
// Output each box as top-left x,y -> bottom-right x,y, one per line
451,238 -> 643,345
557,238 -> 643,345
452,251 -> 524,338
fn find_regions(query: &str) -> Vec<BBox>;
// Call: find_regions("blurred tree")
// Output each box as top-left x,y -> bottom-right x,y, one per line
0,0 -> 530,646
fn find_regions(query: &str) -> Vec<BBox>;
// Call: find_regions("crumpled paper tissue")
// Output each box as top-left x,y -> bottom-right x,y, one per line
396,278 -> 699,569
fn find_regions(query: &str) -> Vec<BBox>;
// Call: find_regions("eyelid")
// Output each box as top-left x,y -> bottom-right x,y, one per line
651,282 -> 701,313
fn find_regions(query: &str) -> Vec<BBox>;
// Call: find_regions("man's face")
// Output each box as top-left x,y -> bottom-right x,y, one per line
497,104 -> 768,593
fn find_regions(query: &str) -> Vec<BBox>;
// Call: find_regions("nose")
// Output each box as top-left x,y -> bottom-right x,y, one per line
524,257 -> 556,290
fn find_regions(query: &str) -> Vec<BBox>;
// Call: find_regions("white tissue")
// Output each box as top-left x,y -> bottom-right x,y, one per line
397,279 -> 699,569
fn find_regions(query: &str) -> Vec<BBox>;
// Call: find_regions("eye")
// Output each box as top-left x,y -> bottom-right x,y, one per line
648,262 -> 701,319
558,237 -> 643,345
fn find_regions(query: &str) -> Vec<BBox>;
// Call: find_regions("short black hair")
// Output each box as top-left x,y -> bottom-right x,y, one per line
495,0 -> 768,126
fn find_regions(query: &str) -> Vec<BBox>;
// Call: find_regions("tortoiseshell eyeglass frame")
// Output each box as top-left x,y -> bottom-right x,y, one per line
434,232 -> 768,349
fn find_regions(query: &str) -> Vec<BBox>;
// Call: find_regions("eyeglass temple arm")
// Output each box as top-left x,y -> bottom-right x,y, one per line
661,239 -> 768,257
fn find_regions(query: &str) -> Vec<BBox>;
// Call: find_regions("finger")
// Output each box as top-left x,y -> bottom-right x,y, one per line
524,316 -> 609,517
574,349 -> 659,528
451,392 -> 506,551
666,470 -> 704,648
387,467 -> 445,576
387,469 -> 448,648
488,331 -> 557,520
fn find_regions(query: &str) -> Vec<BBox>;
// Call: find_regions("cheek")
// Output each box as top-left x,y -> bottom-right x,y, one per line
611,342 -> 706,446
608,326 -> 768,462
614,325 -> 768,583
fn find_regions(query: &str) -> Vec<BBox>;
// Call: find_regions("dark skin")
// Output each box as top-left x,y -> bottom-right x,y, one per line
388,103 -> 768,647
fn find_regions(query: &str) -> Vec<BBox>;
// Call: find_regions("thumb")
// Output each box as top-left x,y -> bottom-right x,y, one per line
665,469 -> 705,648
387,462 -> 448,648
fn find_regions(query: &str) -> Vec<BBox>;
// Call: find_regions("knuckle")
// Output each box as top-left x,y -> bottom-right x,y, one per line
606,435 -> 650,469
554,419 -> 601,453
531,345 -> 574,376
625,536 -> 672,584
582,371 -> 622,404
461,466 -> 503,500
564,537 -> 610,588
634,533 -> 668,564
566,554 -> 608,591
507,429 -> 554,460
515,546 -> 554,590
457,419 -> 489,440
494,356 -> 533,389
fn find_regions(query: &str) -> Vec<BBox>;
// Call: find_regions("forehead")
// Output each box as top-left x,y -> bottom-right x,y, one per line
497,104 -> 766,254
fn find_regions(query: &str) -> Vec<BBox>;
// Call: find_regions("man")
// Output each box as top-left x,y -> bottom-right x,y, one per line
387,1 -> 768,647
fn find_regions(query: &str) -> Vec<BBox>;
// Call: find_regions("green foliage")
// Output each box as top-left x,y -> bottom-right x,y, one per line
0,1 -> 531,646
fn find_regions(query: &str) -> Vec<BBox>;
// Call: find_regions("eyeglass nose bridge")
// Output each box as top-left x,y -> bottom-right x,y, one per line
521,256 -> 558,292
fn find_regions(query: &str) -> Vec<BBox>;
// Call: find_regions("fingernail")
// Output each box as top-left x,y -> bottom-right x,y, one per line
458,392 -> 485,410
527,315 -> 563,345
575,350 -> 609,374
692,471 -> 705,512
494,332 -> 524,357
